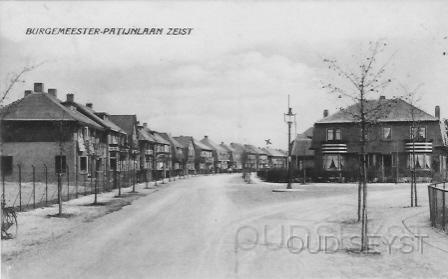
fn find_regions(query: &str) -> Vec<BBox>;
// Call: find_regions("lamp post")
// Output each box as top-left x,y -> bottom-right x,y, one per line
284,96 -> 296,189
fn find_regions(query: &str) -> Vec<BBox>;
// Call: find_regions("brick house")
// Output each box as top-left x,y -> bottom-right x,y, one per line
243,144 -> 262,171
291,128 -> 315,176
229,143 -> 246,171
137,123 -> 157,181
179,137 -> 213,174
160,133 -> 185,176
61,94 -> 127,187
174,136 -> 197,174
262,148 -> 287,169
149,131 -> 171,180
108,115 -> 141,178
311,97 -> 448,182
255,147 -> 269,169
200,136 -> 230,172
220,142 -> 242,172
0,83 -> 105,182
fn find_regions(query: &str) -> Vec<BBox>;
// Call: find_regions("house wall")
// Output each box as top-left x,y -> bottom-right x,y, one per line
2,141 -> 76,182
311,120 -> 447,181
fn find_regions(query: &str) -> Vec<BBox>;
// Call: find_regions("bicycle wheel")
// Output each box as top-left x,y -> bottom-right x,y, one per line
1,208 -> 18,239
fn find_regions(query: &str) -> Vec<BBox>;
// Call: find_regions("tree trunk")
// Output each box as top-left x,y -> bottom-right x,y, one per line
360,153 -> 369,252
57,173 -> 62,216
357,177 -> 362,222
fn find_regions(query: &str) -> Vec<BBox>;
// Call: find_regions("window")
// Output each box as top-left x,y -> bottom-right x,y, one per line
327,128 -> 341,141
368,154 -> 378,167
1,156 -> 13,176
382,127 -> 392,140
407,154 -> 431,169
335,129 -> 341,140
110,158 -> 117,171
410,127 -> 426,140
55,156 -> 67,173
323,154 -> 344,170
79,156 -> 88,173
327,129 -> 334,141
83,126 -> 89,138
440,155 -> 447,173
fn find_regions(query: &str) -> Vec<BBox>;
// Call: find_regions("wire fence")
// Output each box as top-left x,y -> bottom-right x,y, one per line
1,164 -> 147,212
428,181 -> 448,232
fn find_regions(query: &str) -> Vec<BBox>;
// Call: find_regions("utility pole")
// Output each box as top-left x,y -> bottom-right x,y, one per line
284,95 -> 296,190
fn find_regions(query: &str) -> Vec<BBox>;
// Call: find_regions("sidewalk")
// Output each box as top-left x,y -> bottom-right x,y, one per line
1,176 -> 191,261
403,210 -> 448,254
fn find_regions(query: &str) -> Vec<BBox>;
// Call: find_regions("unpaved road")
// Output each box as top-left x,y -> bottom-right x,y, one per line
2,174 -> 448,278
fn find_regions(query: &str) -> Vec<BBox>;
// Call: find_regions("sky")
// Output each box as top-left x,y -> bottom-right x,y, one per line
1,1 -> 448,149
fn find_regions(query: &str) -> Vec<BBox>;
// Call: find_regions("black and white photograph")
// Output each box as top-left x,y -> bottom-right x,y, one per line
1,1 -> 448,278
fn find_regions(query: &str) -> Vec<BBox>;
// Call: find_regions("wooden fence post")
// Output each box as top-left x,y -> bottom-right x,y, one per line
18,164 -> 22,211
44,164 -> 48,206
66,165 -> 70,201
32,165 -> 36,209
443,190 -> 446,231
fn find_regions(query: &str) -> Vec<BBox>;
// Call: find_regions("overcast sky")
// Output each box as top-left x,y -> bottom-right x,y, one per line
1,1 -> 447,148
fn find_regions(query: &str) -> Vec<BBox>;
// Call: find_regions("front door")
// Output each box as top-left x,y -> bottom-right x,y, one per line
383,154 -> 392,181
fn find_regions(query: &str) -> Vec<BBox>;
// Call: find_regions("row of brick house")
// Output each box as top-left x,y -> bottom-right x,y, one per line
292,96 -> 448,183
0,83 -> 287,183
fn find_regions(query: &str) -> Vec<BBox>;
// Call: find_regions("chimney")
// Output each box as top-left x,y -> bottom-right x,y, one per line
435,105 -> 441,119
380,95 -> 386,100
66,93 -> 74,103
34,82 -> 44,93
86,103 -> 93,109
323,109 -> 329,118
143,122 -> 148,128
24,90 -> 32,97
48,88 -> 57,98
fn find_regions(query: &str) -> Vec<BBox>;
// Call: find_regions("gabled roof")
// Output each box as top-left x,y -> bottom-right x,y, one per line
0,92 -> 103,129
220,142 -> 234,153
263,148 -> 287,157
61,102 -> 126,134
230,143 -> 246,154
255,147 -> 268,155
292,134 -> 314,156
174,136 -> 194,148
151,131 -> 171,145
316,98 -> 438,124
200,136 -> 227,153
301,127 -> 314,139
94,112 -> 127,134
109,115 -> 138,135
243,144 -> 260,154
159,133 -> 183,148
138,127 -> 157,142
192,138 -> 213,151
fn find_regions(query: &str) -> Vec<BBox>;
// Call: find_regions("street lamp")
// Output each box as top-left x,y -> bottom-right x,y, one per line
284,96 -> 296,189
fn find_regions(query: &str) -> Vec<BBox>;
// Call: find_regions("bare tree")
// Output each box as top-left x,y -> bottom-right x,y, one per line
400,84 -> 424,207
323,41 -> 394,252
0,63 -> 45,107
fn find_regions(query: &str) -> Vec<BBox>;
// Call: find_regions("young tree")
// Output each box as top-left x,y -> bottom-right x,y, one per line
323,41 -> 394,252
400,85 -> 423,207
